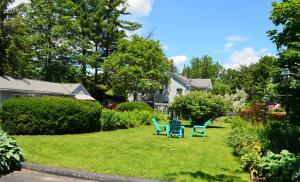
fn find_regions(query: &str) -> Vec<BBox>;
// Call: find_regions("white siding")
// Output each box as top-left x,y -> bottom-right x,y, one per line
168,77 -> 190,103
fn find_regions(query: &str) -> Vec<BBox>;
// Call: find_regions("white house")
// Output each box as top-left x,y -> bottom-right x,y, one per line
154,73 -> 212,113
0,76 -> 95,104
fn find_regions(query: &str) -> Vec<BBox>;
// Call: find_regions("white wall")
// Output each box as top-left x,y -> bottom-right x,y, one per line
168,77 -> 190,103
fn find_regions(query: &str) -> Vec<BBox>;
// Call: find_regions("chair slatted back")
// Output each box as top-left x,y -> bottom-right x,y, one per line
169,120 -> 181,134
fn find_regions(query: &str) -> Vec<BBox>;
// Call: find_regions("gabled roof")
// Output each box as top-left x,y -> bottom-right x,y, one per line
0,76 -> 70,95
0,76 -> 95,100
173,73 -> 212,90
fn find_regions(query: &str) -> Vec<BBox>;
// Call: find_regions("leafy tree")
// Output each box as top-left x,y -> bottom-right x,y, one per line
247,56 -> 278,100
5,4 -> 36,78
0,0 -> 14,75
211,80 -> 231,96
103,35 -> 170,100
72,0 -> 95,86
89,0 -> 141,86
24,0 -> 80,82
182,55 -> 222,81
169,59 -> 178,73
219,68 -> 241,92
268,0 -> 300,124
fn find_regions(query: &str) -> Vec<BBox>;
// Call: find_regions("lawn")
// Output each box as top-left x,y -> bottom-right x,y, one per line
15,120 -> 249,182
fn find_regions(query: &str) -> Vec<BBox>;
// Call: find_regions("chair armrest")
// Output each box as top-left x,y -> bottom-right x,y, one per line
180,126 -> 185,129
193,125 -> 206,128
158,124 -> 169,127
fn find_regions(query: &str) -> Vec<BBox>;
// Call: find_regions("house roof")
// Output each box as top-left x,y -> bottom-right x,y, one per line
0,76 -> 95,100
173,73 -> 212,90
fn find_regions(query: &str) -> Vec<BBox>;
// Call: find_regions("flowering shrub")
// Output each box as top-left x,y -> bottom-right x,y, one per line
227,116 -> 300,180
225,89 -> 248,113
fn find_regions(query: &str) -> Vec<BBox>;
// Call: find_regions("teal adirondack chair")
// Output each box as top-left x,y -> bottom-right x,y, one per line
190,119 -> 213,138
152,118 -> 169,136
169,120 -> 185,138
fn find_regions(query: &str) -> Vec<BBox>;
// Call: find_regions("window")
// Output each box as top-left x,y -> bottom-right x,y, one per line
177,88 -> 183,95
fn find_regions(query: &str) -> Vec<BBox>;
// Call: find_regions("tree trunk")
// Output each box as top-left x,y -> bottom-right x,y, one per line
81,48 -> 87,86
133,92 -> 138,101
94,44 -> 98,87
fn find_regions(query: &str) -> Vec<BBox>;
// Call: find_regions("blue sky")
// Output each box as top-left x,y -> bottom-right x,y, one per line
14,0 -> 278,71
126,0 -> 278,71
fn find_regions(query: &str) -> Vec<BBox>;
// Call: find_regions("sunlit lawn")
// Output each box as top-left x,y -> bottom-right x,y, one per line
15,120 -> 249,182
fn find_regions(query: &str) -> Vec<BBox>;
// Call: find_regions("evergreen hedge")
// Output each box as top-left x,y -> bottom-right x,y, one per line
1,96 -> 102,135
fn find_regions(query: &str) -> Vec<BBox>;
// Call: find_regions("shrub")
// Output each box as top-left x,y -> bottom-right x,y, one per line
100,109 -> 153,130
100,109 -> 120,131
116,102 -> 153,112
0,130 -> 23,174
239,101 -> 266,123
170,91 -> 229,124
260,150 -> 300,182
1,96 -> 102,135
227,117 -> 263,157
224,89 -> 248,113
260,121 -> 300,154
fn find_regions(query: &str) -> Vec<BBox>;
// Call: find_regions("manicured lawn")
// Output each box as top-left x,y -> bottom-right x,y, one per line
15,120 -> 249,182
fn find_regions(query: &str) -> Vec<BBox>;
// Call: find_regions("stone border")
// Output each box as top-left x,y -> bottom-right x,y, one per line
21,162 -> 169,182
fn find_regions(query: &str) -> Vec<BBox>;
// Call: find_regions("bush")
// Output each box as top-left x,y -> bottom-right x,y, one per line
239,101 -> 266,123
170,91 -> 229,124
100,109 -> 120,131
1,96 -> 102,135
260,121 -> 300,154
100,109 -> 154,131
224,89 -> 248,113
226,116 -> 300,180
115,102 -> 153,112
0,130 -> 23,174
227,117 -> 263,157
260,150 -> 300,182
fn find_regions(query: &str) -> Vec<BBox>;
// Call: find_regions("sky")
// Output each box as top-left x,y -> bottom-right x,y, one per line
12,0 -> 278,71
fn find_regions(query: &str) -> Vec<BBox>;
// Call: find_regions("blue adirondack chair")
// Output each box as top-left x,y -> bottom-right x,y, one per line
190,119 -> 213,138
169,120 -> 185,138
152,118 -> 169,136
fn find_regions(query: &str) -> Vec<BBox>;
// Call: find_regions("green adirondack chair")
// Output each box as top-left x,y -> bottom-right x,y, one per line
190,119 -> 213,138
152,118 -> 169,136
169,120 -> 185,138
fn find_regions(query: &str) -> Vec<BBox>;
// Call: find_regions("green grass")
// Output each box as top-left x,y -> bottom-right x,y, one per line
15,121 -> 249,182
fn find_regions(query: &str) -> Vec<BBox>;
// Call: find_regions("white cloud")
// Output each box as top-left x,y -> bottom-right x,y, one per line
169,55 -> 188,66
223,47 -> 271,69
127,0 -> 153,17
225,36 -> 248,42
224,42 -> 234,49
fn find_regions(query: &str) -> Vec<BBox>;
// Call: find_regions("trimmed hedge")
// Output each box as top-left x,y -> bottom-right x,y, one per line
115,102 -> 153,112
1,96 -> 102,135
0,130 -> 23,174
170,91 -> 230,124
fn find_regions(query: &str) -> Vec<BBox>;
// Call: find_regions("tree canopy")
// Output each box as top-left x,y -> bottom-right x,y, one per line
182,55 -> 222,81
103,35 -> 170,100
268,0 -> 300,124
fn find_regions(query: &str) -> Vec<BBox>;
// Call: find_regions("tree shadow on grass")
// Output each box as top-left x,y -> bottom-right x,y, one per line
207,125 -> 226,129
166,170 -> 247,182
